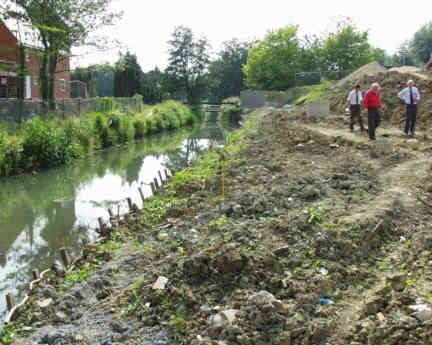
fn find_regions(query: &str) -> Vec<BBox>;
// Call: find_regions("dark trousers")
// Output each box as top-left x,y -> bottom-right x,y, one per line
350,105 -> 363,131
404,104 -> 417,134
368,107 -> 380,140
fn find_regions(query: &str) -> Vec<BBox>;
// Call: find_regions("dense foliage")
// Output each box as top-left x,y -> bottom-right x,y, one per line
208,39 -> 255,102
320,21 -> 373,72
409,22 -> 432,64
114,52 -> 143,97
243,25 -> 301,90
0,101 -> 199,177
1,0 -> 121,110
166,26 -> 211,104
243,20 -> 378,90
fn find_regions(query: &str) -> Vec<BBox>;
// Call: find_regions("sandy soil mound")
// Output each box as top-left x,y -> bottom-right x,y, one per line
331,70 -> 432,130
335,62 -> 387,88
389,66 -> 429,80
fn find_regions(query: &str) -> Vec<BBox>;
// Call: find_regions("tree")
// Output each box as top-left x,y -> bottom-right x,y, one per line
320,19 -> 373,72
392,41 -> 416,66
3,0 -> 120,109
140,67 -> 163,104
208,38 -> 254,101
409,22 -> 432,64
371,47 -> 392,67
114,52 -> 142,97
166,26 -> 211,104
295,34 -> 323,86
243,25 -> 300,90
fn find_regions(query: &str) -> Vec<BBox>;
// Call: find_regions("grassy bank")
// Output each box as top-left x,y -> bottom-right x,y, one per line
0,101 -> 201,177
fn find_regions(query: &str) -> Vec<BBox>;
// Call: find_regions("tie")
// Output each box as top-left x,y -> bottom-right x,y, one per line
356,91 -> 358,105
409,87 -> 413,104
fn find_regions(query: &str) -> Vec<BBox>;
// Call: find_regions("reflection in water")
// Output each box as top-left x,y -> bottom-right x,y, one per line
0,112 -> 237,321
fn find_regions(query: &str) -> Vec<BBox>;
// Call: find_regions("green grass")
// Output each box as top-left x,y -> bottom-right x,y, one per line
0,101 -> 201,178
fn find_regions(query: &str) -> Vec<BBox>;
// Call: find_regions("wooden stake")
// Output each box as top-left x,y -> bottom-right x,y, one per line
98,217 -> 105,233
138,187 -> 145,202
32,269 -> 40,280
108,208 -> 114,217
6,293 -> 15,311
154,177 -> 160,190
158,170 -> 164,185
150,182 -> 156,195
164,169 -> 169,180
127,197 -> 133,211
59,247 -> 71,267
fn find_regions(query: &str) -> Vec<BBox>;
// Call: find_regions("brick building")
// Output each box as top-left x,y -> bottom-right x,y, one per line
0,21 -> 70,99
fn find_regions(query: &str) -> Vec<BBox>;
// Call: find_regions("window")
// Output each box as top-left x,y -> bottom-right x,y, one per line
25,50 -> 30,62
33,77 -> 38,86
60,79 -> 66,92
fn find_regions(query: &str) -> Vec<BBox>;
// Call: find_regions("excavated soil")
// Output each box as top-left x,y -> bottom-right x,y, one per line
330,69 -> 432,130
8,108 -> 432,345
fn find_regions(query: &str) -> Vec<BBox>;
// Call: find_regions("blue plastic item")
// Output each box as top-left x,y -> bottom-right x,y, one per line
317,298 -> 334,305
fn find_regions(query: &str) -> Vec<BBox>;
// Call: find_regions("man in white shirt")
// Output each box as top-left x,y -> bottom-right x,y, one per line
398,79 -> 420,136
347,84 -> 364,132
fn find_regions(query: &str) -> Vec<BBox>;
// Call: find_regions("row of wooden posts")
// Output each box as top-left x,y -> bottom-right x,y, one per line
4,168 -> 173,325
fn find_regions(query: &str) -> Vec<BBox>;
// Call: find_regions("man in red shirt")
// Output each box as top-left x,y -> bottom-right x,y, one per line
363,82 -> 382,141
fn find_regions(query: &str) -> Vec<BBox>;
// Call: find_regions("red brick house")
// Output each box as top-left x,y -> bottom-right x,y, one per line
0,21 -> 70,99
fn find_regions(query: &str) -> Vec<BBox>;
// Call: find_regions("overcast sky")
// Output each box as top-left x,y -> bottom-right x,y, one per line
72,0 -> 432,71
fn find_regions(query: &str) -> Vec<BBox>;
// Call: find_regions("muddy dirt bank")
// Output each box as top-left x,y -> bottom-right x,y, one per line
5,108 -> 432,345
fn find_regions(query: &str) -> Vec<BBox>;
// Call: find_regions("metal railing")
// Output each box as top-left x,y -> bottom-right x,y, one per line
0,96 -> 144,124
294,69 -> 354,87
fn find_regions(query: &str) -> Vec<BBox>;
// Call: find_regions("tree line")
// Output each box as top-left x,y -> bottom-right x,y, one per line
1,0 -> 431,107
75,17 -> 432,104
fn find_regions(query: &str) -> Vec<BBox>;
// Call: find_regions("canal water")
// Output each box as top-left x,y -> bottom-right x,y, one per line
0,111 -> 238,322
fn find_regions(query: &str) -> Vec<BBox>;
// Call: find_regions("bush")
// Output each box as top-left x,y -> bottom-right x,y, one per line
107,113 -> 121,130
92,113 -> 115,148
0,100 -> 200,176
0,131 -> 22,176
117,116 -> 135,143
77,117 -> 94,153
133,120 -> 147,138
22,117 -> 70,168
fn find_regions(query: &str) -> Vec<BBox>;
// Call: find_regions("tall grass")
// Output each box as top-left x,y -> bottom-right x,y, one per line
0,101 -> 200,177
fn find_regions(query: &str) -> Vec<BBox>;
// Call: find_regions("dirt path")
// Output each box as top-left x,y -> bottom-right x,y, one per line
302,121 -> 432,344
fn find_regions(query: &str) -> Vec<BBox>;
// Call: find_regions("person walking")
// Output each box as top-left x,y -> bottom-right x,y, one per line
398,79 -> 420,136
347,84 -> 364,132
363,83 -> 381,141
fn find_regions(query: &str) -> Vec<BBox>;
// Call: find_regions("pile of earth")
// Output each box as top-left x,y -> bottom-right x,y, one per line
335,61 -> 387,88
330,70 -> 432,130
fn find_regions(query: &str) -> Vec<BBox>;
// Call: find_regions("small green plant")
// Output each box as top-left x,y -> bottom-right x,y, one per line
0,324 -> 18,344
64,264 -> 94,289
294,267 -> 303,275
169,316 -> 186,341
209,214 -> 228,230
377,261 -> 387,271
306,205 -> 323,224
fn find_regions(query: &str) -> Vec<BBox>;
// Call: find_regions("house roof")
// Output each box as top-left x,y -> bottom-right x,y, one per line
1,19 -> 44,50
